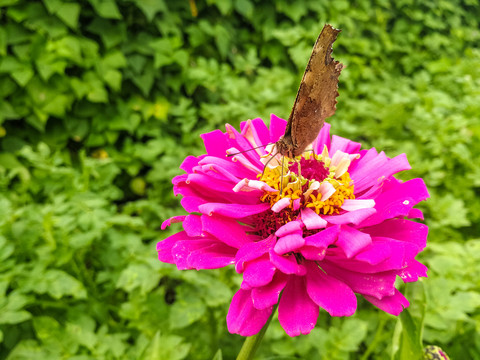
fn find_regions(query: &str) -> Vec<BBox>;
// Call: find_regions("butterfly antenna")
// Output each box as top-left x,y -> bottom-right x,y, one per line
226,143 -> 272,157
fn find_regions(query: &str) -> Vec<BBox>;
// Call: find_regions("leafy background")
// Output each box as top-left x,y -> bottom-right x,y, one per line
1,0 -> 479,359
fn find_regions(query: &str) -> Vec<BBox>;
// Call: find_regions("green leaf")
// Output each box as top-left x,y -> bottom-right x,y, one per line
211,349 -> 222,360
140,331 -> 190,360
0,0 -> 19,6
169,285 -> 207,329
56,2 -> 81,29
134,0 -> 167,22
0,27 -> 6,56
88,0 -> 122,19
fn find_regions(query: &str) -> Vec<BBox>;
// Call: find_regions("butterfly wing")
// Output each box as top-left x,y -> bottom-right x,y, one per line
286,24 -> 344,157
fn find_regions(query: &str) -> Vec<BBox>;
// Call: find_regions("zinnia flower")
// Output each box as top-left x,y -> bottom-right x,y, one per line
158,114 -> 429,337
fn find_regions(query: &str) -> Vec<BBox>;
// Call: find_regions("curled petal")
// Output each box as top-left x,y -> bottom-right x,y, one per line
161,215 -> 186,230
336,226 -> 372,258
227,289 -> 273,336
341,199 -> 375,212
275,220 -> 303,237
399,260 -> 428,282
301,207 -> 327,230
363,289 -> 410,316
274,232 -> 305,255
272,197 -> 292,213
172,238 -> 236,270
233,178 -> 278,193
319,182 -> 336,201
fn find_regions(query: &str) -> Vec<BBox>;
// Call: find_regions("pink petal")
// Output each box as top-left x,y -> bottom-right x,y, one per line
312,122 -> 331,153
200,129 -> 229,157
274,232 -> 305,255
227,289 -> 273,336
398,260 -> 428,282
360,178 -> 429,227
336,226 -> 372,258
243,256 -> 276,287
363,289 -> 410,316
240,119 -> 269,157
408,208 -> 424,220
329,135 -> 362,155
251,273 -> 288,310
355,237 -> 418,266
198,202 -> 270,218
173,238 -> 236,270
227,153 -> 263,173
363,219 -> 428,249
269,114 -> 287,142
301,207 -> 327,230
233,179 -> 277,193
181,196 -> 208,213
323,208 -> 377,226
180,155 -> 201,173
341,199 -> 375,211
269,250 -> 306,275
278,276 -> 319,336
225,124 -> 263,168
235,235 -> 275,273
299,246 -> 327,261
320,262 -> 396,300
183,214 -> 203,237
301,225 -> 338,257
305,262 -> 357,316
293,198 -> 301,210
272,197 -> 291,213
161,215 -> 186,230
303,225 -> 340,248
157,231 -> 190,263
199,156 -> 257,180
275,220 -> 303,237
201,215 -> 251,248
351,152 -> 411,194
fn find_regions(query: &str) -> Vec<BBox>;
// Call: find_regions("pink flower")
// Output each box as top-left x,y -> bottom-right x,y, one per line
158,114 -> 429,337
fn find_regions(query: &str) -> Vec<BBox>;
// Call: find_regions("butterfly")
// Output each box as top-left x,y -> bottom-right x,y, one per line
275,24 -> 344,158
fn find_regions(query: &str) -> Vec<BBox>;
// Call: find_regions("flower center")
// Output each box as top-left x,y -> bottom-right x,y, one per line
246,147 -> 360,239
259,150 -> 355,217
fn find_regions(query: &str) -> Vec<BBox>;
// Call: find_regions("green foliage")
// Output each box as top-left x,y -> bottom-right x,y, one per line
0,0 -> 479,359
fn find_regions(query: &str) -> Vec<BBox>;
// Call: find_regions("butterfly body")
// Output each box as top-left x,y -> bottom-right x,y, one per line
275,24 -> 344,158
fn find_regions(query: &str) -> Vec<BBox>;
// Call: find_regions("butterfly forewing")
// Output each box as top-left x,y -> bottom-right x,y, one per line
276,24 -> 344,158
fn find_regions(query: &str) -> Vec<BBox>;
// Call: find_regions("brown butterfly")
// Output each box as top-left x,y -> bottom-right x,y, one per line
275,24 -> 344,158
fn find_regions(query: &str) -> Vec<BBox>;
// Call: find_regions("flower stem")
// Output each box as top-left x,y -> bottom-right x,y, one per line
236,304 -> 278,360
